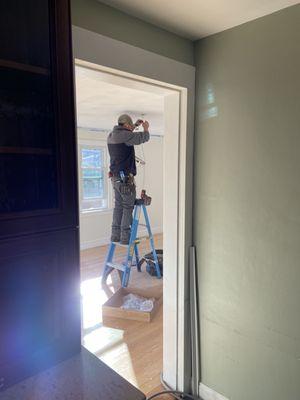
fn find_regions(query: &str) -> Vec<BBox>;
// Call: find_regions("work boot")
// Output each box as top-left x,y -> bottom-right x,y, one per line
120,237 -> 130,245
111,235 -> 120,243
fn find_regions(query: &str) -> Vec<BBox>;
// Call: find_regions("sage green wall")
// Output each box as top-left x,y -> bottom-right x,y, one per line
194,5 -> 300,400
71,0 -> 194,65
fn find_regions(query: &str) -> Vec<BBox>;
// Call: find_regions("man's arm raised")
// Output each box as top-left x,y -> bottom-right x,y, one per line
125,121 -> 150,146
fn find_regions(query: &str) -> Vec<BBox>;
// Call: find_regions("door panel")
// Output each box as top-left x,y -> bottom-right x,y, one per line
0,230 -> 80,390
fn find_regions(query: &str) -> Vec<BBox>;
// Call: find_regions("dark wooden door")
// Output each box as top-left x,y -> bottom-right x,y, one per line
0,0 -> 80,390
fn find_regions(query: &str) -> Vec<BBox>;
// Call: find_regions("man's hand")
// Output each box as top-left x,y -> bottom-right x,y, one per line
142,120 -> 149,131
134,119 -> 143,128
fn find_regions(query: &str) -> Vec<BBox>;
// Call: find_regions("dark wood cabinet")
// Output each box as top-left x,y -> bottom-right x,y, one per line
0,0 -> 80,390
0,230 -> 81,389
0,0 -> 78,239
0,0 -> 51,69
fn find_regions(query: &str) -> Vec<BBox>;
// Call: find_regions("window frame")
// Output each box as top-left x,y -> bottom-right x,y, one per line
78,141 -> 112,214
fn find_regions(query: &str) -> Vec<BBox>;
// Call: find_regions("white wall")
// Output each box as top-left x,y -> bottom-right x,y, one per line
78,127 -> 163,249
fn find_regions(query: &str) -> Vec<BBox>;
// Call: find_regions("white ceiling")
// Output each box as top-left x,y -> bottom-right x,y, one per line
75,65 -> 164,135
100,0 -> 299,40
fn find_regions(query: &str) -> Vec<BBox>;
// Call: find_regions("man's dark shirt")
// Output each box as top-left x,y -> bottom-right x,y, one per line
107,125 -> 149,176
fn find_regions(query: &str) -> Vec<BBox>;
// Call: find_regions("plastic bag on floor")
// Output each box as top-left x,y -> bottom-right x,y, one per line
121,293 -> 155,312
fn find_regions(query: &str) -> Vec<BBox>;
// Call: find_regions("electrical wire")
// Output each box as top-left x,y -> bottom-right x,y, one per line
134,114 -> 146,192
140,113 -> 146,191
160,373 -> 181,400
147,390 -> 191,399
145,372 -> 202,400
140,142 -> 146,190
161,373 -> 201,400
147,390 -> 200,400
135,143 -> 145,194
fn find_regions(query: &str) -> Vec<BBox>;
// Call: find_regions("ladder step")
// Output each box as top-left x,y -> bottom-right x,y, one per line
113,242 -> 129,248
113,240 -> 142,247
136,236 -> 150,241
106,262 -> 126,272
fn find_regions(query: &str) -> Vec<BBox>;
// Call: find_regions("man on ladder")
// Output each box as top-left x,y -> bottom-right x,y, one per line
103,115 -> 161,287
107,114 -> 149,245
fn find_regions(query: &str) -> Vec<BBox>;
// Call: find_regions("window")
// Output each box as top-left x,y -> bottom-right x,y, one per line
80,146 -> 108,212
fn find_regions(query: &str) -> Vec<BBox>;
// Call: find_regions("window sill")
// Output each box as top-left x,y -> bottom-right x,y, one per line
80,208 -> 113,216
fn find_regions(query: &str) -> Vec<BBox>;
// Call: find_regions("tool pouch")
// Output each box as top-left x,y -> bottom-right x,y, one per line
120,183 -> 134,195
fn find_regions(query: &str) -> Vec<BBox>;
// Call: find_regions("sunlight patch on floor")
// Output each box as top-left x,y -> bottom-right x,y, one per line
99,342 -> 138,388
83,326 -> 124,354
80,276 -> 114,329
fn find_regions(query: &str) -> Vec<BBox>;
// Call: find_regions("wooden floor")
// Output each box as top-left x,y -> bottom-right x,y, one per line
80,234 -> 171,398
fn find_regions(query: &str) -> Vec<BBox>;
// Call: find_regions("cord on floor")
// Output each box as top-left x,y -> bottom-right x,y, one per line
147,389 -> 197,399
146,373 -> 202,400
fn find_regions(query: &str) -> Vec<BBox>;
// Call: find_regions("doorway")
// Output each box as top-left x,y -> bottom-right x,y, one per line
72,26 -> 194,392
75,63 -> 165,395
74,59 -> 185,394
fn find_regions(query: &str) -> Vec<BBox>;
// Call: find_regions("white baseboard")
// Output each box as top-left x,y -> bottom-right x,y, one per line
80,227 -> 163,250
199,383 -> 229,400
80,237 -> 111,250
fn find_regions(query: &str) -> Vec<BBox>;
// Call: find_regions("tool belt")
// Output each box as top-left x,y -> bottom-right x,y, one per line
123,174 -> 135,185
109,171 -> 134,181
120,182 -> 135,195
110,174 -> 134,184
110,171 -> 135,195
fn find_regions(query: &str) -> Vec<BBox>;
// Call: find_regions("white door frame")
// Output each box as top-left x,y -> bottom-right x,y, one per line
72,26 -> 195,391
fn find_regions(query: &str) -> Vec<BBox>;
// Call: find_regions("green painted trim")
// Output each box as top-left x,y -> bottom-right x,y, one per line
71,0 -> 194,65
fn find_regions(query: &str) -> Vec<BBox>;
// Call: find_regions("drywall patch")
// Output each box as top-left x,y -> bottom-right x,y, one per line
199,383 -> 229,400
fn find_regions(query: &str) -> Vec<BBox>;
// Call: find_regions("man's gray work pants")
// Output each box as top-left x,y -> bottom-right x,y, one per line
111,178 -> 136,243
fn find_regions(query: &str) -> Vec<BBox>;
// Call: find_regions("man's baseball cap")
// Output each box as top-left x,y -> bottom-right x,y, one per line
118,114 -> 133,126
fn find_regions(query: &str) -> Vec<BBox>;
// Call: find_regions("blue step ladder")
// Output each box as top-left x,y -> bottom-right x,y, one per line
102,200 -> 162,288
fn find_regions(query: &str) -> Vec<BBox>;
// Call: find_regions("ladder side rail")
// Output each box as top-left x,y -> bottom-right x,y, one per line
134,244 -> 140,270
126,205 -> 140,262
122,205 -> 141,287
102,242 -> 116,285
142,204 -> 162,278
